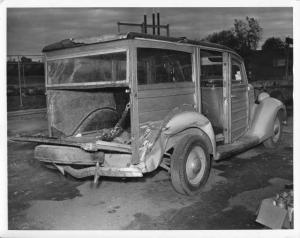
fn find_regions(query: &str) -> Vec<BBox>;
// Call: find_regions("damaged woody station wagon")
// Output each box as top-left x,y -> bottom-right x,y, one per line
12,32 -> 287,195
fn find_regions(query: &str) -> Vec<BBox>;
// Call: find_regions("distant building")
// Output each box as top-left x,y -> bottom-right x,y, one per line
247,47 -> 293,82
247,46 -> 293,104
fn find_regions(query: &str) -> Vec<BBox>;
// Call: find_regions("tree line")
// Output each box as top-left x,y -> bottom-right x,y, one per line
7,61 -> 44,76
203,16 -> 290,56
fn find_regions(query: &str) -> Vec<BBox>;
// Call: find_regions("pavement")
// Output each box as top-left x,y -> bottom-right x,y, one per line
6,111 -> 293,230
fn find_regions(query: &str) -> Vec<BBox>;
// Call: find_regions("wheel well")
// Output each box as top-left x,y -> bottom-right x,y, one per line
277,108 -> 286,122
169,134 -> 212,195
164,128 -> 213,157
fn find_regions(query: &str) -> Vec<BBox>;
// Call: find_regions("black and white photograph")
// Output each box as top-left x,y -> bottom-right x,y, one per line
1,0 -> 299,237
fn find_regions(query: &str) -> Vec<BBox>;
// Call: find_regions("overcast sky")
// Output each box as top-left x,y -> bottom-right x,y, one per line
7,7 -> 293,55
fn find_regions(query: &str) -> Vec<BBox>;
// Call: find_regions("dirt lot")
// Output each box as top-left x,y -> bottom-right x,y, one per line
7,112 -> 293,230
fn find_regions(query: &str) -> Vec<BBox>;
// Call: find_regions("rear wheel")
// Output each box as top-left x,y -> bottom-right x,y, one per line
170,135 -> 211,195
263,114 -> 282,148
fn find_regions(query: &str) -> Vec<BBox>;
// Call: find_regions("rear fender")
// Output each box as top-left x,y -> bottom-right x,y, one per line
165,127 -> 214,156
163,111 -> 216,156
140,111 -> 216,172
247,95 -> 287,142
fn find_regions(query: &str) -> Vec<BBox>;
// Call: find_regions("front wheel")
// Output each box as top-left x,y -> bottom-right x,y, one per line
170,135 -> 211,195
263,113 -> 282,148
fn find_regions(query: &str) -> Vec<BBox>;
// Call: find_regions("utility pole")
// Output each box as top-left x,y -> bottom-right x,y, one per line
22,62 -> 26,88
117,12 -> 170,37
157,12 -> 160,35
152,11 -> 155,35
285,37 -> 293,80
17,56 -> 23,107
143,14 -> 147,34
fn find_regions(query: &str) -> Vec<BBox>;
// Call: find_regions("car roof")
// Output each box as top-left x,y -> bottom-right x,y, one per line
42,32 -> 237,54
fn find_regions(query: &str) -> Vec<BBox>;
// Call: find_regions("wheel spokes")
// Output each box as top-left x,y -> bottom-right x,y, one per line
272,117 -> 281,143
185,146 -> 206,185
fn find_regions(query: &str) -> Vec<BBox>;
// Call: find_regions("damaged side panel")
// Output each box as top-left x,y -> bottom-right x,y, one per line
137,107 -> 216,173
35,145 -> 104,165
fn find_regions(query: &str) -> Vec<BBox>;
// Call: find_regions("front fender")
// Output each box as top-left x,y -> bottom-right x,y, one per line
247,95 -> 287,142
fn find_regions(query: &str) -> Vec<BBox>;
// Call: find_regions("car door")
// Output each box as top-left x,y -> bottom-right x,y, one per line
230,55 -> 249,141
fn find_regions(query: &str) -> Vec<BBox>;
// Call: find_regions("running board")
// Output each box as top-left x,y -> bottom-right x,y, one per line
215,136 -> 260,160
215,133 -> 225,142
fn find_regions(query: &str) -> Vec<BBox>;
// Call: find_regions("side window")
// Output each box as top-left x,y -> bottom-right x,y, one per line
137,48 -> 192,85
231,58 -> 245,84
200,50 -> 223,86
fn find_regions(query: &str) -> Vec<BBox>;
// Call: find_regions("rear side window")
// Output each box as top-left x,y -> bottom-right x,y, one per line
137,48 -> 192,85
200,50 -> 223,80
231,58 -> 245,84
47,52 -> 127,85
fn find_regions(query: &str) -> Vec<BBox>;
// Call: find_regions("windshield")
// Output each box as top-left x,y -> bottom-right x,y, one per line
47,51 -> 127,85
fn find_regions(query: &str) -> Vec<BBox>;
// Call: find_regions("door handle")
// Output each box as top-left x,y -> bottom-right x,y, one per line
231,95 -> 237,98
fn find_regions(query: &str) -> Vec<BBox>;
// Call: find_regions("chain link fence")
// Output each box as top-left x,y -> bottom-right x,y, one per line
7,55 -> 46,111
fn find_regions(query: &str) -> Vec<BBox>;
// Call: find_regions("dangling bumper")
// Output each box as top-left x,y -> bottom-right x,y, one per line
34,144 -> 143,178
10,135 -> 143,178
52,164 -> 143,178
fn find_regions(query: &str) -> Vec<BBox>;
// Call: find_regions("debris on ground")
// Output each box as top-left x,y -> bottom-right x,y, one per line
256,189 -> 293,229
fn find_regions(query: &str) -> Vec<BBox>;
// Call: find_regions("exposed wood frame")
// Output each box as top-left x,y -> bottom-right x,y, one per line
128,40 -> 140,164
138,81 -> 194,91
46,47 -> 127,61
44,40 -> 131,58
43,54 -> 52,137
135,37 -> 243,59
230,54 -> 250,132
228,54 -> 250,142
195,47 -> 201,113
132,39 -> 194,53
46,81 -> 129,90
223,52 -> 231,143
242,62 -> 250,130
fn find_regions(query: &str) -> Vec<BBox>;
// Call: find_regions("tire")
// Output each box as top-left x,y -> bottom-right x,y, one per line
263,113 -> 282,148
170,135 -> 211,195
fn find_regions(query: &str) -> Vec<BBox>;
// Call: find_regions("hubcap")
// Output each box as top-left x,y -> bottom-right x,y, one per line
186,146 -> 206,185
272,117 -> 281,143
